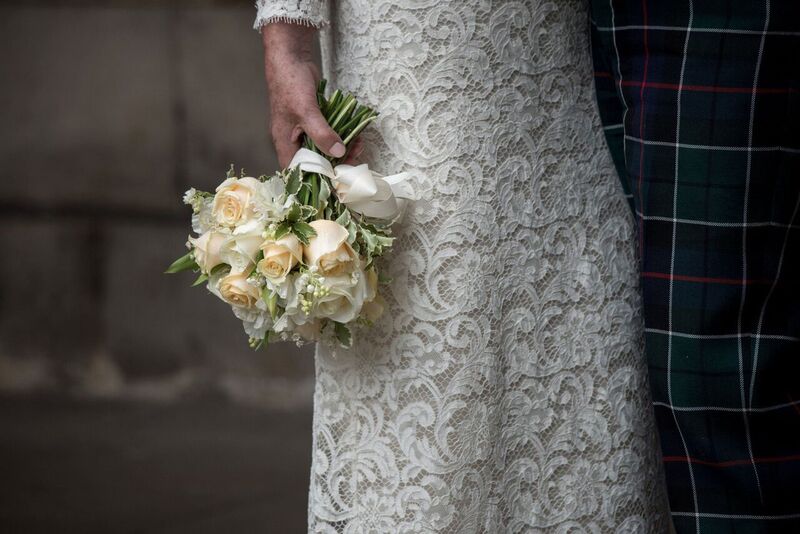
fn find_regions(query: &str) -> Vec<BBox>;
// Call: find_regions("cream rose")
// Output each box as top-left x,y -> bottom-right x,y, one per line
188,231 -> 227,274
304,220 -> 358,276
257,234 -> 302,282
218,271 -> 260,308
212,176 -> 262,228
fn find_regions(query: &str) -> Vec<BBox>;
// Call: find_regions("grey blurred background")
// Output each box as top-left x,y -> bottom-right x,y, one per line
0,1 -> 315,531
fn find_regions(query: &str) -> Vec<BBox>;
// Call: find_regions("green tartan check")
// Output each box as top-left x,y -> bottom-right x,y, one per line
589,1 -> 800,532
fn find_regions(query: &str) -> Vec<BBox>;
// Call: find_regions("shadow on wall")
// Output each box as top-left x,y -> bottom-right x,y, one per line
0,1 -> 314,409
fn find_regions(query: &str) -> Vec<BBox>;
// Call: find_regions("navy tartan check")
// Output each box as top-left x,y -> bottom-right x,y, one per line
589,1 -> 800,532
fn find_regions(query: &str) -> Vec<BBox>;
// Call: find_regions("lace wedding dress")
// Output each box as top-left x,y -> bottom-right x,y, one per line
256,1 -> 669,532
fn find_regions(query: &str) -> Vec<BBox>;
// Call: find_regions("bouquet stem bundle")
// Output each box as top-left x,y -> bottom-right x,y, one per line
301,80 -> 378,212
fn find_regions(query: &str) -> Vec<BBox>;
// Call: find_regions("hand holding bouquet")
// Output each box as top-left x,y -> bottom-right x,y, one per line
167,81 -> 411,349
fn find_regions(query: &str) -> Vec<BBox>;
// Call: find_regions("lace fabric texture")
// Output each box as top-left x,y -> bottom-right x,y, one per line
254,0 -> 327,28
258,0 -> 670,532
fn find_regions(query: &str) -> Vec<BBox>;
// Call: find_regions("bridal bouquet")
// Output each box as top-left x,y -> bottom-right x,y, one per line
166,81 -> 411,349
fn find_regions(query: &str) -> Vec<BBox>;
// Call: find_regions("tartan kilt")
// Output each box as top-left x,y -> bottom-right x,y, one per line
589,1 -> 800,532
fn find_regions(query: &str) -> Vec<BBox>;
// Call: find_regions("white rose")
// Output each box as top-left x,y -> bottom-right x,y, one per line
212,176 -> 262,229
257,234 -> 302,283
218,271 -> 260,308
315,270 -> 368,324
219,232 -> 263,274
188,231 -> 227,274
304,220 -> 358,277
232,305 -> 272,339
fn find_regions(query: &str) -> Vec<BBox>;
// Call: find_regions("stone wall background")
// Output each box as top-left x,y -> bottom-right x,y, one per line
0,0 -> 315,410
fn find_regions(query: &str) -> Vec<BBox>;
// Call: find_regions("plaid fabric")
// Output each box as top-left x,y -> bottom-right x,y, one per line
589,1 -> 800,532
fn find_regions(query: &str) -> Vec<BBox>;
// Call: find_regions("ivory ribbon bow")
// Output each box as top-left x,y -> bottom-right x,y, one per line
288,148 -> 412,219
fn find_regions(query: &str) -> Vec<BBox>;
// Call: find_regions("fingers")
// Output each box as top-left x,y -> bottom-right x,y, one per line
271,120 -> 301,169
301,108 -> 346,159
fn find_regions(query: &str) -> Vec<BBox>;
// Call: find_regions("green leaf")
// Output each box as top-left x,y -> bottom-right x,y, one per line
262,287 -> 279,319
318,178 -> 331,204
286,166 -> 302,195
292,221 -> 317,245
346,221 -> 357,244
333,322 -> 352,348
359,227 -> 379,255
250,334 -> 270,351
335,209 -> 351,227
300,205 -> 318,220
191,273 -> 209,287
286,202 -> 302,222
210,263 -> 230,276
288,203 -> 317,223
358,225 -> 394,261
225,164 -> 236,179
274,221 -> 292,240
165,252 -> 198,274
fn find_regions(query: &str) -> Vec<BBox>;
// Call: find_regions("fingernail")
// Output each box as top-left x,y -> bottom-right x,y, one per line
330,142 -> 346,158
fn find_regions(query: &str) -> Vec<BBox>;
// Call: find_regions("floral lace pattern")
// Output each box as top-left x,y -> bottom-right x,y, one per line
258,0 -> 670,531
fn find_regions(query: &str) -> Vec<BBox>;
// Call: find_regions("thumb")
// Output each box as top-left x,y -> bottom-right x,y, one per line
301,110 -> 346,159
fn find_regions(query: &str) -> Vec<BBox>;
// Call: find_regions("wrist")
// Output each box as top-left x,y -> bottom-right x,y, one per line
262,22 -> 317,64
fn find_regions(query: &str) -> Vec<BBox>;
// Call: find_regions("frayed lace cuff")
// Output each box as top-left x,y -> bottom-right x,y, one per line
253,1 -> 328,30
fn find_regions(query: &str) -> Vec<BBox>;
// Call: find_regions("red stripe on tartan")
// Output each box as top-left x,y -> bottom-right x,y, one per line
663,454 -> 800,468
592,72 -> 796,94
622,80 -> 797,94
642,272 -> 773,285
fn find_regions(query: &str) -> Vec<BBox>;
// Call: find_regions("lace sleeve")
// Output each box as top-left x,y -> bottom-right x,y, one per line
253,0 -> 328,30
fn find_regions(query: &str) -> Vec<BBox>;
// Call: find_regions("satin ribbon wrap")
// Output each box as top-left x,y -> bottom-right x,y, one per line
288,148 -> 413,219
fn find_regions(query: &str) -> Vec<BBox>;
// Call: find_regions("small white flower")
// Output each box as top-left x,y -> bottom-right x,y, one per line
191,196 -> 215,234
183,187 -> 198,205
252,176 -> 292,222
